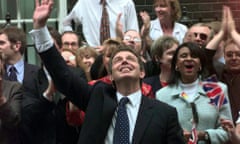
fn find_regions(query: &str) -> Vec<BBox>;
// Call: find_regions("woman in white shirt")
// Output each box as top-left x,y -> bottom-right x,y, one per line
139,0 -> 188,51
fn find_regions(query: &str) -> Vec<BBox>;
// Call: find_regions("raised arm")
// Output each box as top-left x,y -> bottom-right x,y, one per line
226,6 -> 240,48
30,0 -> 90,110
206,6 -> 227,50
115,13 -> 124,40
139,11 -> 153,51
33,0 -> 54,29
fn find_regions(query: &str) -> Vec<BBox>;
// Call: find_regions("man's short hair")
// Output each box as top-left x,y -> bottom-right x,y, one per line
0,26 -> 26,55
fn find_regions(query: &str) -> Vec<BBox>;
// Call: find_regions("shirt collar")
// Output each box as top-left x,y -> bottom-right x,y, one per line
6,58 -> 24,74
116,90 -> 142,107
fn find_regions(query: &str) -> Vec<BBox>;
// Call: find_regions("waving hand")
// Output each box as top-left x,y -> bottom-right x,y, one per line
33,0 -> 54,29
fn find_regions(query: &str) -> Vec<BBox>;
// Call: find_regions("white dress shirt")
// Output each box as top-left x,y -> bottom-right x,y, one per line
149,19 -> 188,44
104,90 -> 142,144
62,0 -> 139,47
29,26 -> 53,53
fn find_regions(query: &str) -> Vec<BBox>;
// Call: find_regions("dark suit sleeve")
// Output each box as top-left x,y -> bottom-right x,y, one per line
0,82 -> 22,129
39,47 -> 91,111
166,107 -> 185,144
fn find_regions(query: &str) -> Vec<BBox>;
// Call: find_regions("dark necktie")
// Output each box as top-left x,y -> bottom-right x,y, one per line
113,97 -> 130,144
8,66 -> 17,81
100,0 -> 110,45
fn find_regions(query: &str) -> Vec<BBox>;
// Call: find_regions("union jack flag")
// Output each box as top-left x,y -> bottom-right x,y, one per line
202,82 -> 227,109
188,122 -> 198,144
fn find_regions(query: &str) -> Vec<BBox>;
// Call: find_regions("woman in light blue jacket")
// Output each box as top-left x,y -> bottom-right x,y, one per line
156,42 -> 232,144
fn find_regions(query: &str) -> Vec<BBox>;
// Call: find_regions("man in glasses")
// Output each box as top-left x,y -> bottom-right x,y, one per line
122,30 -> 143,59
184,23 -> 214,48
120,30 -> 159,77
183,22 -> 225,77
61,31 -> 81,51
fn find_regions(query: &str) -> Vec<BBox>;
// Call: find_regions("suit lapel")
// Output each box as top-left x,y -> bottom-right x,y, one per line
100,85 -> 118,141
22,62 -> 29,84
132,96 -> 154,144
23,62 -> 39,83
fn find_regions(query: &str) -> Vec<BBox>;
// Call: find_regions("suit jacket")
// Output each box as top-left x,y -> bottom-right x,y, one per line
4,62 -> 40,94
156,80 -> 232,144
22,62 -> 40,93
40,47 -> 185,144
0,80 -> 23,144
21,67 -> 85,144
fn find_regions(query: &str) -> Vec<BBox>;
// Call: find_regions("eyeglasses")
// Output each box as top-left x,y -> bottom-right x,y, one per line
63,42 -> 78,47
193,32 -> 208,41
123,36 -> 141,43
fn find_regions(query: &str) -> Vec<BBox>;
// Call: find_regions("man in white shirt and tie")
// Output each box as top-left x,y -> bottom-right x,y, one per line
62,0 -> 139,48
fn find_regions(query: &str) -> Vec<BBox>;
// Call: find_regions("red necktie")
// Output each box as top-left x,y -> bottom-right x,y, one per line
100,0 -> 110,45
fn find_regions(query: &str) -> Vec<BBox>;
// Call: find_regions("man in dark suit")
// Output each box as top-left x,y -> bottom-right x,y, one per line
0,52 -> 23,144
0,25 -> 39,93
30,0 -> 185,143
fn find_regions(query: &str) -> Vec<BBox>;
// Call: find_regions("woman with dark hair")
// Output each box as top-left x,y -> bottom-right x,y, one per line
168,42 -> 208,85
156,42 -> 232,144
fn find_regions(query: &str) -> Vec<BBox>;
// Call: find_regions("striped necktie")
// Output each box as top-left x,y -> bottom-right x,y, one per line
100,0 -> 110,45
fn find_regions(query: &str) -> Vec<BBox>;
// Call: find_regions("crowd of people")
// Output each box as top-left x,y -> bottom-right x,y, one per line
1,0 -> 240,144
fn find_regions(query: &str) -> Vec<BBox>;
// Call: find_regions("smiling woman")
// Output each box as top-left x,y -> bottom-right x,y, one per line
139,0 -> 187,54
156,42 -> 232,144
171,42 -> 207,84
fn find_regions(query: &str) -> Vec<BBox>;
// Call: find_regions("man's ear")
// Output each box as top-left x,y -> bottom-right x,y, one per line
14,41 -> 22,51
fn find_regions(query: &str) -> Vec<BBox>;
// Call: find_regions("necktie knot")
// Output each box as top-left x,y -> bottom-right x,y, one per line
8,66 -> 17,81
118,97 -> 129,107
9,66 -> 16,72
